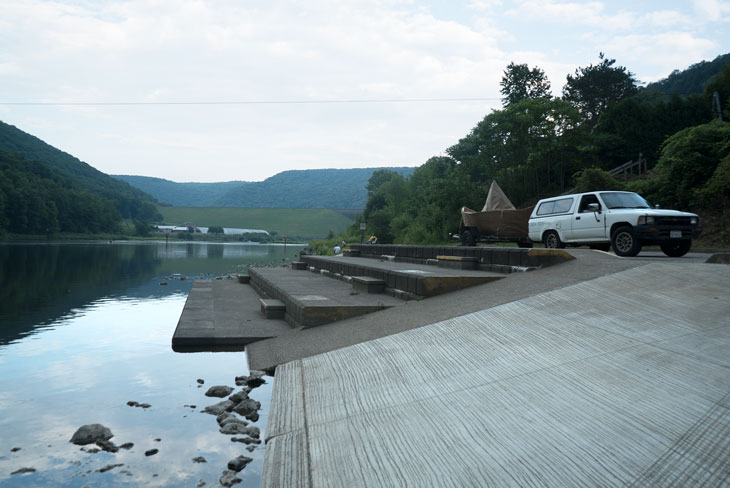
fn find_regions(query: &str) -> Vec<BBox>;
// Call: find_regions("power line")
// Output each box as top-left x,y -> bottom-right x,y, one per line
0,97 -> 499,106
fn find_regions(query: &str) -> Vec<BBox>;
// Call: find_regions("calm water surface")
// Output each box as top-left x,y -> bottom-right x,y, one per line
0,241 -> 303,487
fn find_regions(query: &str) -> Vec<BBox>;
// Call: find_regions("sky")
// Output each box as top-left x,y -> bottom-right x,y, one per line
1,0 -> 729,182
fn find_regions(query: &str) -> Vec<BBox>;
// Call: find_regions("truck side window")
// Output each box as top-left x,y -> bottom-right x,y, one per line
578,195 -> 600,213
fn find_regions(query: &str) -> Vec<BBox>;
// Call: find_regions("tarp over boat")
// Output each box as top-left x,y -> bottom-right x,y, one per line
461,181 -> 533,238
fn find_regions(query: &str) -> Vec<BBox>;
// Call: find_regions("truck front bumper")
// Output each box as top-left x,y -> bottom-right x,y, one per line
634,225 -> 702,242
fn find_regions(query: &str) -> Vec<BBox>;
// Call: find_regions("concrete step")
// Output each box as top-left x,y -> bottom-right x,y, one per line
249,267 -> 403,328
299,255 -> 505,297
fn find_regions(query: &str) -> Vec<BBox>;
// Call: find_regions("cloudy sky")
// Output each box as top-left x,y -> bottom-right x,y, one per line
2,0 -> 729,182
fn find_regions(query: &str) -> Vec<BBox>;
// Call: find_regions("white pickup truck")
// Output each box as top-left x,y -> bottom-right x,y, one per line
528,191 -> 702,257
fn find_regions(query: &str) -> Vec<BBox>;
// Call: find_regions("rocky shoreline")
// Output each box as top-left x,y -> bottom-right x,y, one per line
8,371 -> 268,487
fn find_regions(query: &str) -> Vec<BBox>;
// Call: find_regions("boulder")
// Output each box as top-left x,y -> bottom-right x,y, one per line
205,386 -> 234,398
220,416 -> 247,428
192,456 -> 207,463
219,423 -> 252,435
228,390 -> 249,404
145,449 -> 159,456
11,467 -> 36,475
232,398 -> 260,417
202,400 -> 234,416
70,424 -> 113,445
227,455 -> 253,472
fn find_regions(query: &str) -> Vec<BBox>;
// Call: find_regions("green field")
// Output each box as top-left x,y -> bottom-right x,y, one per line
157,206 -> 353,239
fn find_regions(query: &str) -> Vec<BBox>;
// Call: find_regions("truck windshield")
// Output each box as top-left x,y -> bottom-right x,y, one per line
600,192 -> 651,209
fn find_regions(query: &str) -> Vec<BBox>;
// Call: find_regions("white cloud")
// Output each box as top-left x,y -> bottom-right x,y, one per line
693,0 -> 730,21
607,32 -> 718,81
1,0 -> 728,181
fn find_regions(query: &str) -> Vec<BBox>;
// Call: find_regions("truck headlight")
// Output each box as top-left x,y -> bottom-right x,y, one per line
691,217 -> 699,225
638,215 -> 654,225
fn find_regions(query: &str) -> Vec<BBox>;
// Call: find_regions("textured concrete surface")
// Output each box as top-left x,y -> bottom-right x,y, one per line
171,280 -> 291,351
248,249 -> 700,372
263,261 -> 730,487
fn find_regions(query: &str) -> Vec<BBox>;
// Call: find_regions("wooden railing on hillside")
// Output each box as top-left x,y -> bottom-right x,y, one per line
609,154 -> 648,179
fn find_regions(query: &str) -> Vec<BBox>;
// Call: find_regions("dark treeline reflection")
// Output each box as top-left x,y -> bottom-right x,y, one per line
0,243 -> 162,346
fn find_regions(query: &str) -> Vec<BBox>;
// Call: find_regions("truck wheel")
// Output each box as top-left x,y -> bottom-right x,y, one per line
543,231 -> 564,249
462,229 -> 476,247
660,240 -> 691,257
611,226 -> 642,257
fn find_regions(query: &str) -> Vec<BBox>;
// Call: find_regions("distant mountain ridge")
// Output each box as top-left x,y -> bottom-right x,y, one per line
115,167 -> 415,209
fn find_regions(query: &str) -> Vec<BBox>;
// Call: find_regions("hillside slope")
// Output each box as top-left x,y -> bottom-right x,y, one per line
116,167 -> 415,209
0,121 -> 160,221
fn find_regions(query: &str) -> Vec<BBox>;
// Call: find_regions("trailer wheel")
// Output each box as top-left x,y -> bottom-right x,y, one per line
517,238 -> 533,249
462,229 -> 477,247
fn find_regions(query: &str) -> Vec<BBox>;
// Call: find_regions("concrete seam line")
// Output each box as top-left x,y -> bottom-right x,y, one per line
299,359 -> 313,488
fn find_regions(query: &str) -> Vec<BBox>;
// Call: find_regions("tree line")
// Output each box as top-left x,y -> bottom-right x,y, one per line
357,53 -> 730,244
0,150 -> 140,235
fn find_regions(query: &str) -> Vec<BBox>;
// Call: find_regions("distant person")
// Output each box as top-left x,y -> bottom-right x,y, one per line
368,235 -> 377,244
333,244 -> 341,255
341,240 -> 346,248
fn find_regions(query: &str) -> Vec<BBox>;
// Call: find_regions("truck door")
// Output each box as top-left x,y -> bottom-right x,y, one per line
570,194 -> 606,241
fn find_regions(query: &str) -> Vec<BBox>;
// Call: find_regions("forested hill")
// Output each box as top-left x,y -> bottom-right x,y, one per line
115,167 -> 415,208
640,53 -> 730,99
0,121 -> 160,222
113,175 -> 250,207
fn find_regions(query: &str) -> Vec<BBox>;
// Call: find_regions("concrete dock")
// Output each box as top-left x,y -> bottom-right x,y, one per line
173,245 -> 568,351
262,261 -> 730,487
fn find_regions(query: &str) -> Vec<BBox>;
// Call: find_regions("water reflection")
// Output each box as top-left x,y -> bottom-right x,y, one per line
0,241 -> 303,347
0,241 -> 299,487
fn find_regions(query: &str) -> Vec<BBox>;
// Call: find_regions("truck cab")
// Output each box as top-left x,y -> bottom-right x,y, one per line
528,191 -> 702,257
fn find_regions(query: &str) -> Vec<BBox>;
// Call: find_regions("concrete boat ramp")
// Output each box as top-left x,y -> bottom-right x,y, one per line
172,245 -> 730,486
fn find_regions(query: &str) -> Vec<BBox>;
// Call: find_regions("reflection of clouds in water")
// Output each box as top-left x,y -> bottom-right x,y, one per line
133,372 -> 155,388
1,244 -> 274,487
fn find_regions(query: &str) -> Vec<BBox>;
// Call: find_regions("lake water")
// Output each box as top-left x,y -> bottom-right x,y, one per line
0,241 -> 304,487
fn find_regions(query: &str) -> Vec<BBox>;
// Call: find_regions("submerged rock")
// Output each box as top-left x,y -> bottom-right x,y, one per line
219,470 -> 242,487
70,424 -> 113,445
202,400 -> 234,416
145,449 -> 158,456
227,455 -> 253,472
119,442 -> 134,450
10,447 -> 21,452
11,467 -> 36,475
96,440 -> 119,453
192,456 -> 207,463
205,386 -> 234,398
231,436 -> 261,445
98,463 -> 124,473
197,379 -> 205,384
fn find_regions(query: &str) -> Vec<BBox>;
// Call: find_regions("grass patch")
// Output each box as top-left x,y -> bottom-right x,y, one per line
157,207 -> 353,239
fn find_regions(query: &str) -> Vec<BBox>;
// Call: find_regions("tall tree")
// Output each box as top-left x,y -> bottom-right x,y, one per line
500,62 -> 552,106
562,53 -> 638,129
